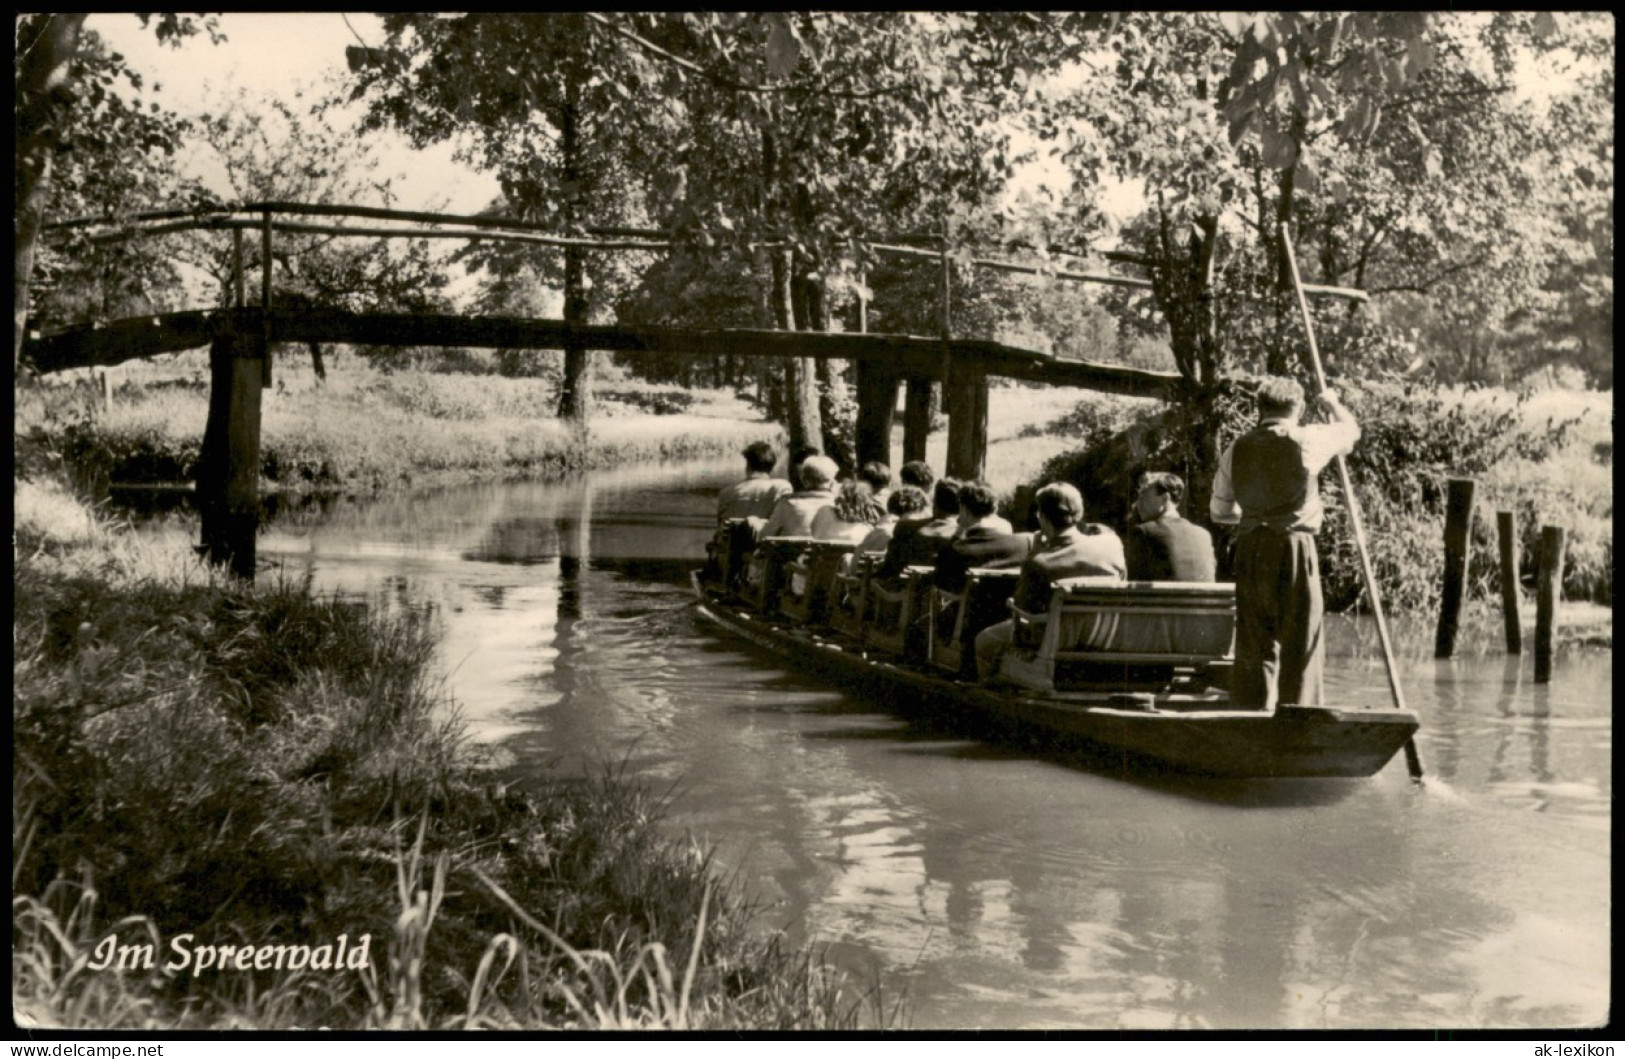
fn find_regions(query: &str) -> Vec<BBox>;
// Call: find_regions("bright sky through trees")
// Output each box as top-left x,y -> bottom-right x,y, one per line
84,12 -> 500,214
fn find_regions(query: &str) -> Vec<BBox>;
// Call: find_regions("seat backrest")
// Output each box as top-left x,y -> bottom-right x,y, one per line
746,536 -> 818,613
719,518 -> 758,590
951,568 -> 1022,643
779,540 -> 857,624
865,565 -> 934,660
930,568 -> 1020,676
829,552 -> 881,635
1043,579 -> 1236,661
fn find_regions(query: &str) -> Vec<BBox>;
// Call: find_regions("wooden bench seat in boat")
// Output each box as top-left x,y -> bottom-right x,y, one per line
778,540 -> 859,625
863,565 -> 935,662
740,536 -> 817,614
705,517 -> 761,596
999,578 -> 1236,693
930,568 -> 1022,680
829,551 -> 883,638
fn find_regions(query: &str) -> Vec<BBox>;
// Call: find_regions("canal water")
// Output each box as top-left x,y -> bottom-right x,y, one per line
257,460 -> 1610,1031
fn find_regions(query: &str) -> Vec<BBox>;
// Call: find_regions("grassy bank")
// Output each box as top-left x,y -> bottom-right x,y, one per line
17,348 -> 781,501
13,479 -> 895,1031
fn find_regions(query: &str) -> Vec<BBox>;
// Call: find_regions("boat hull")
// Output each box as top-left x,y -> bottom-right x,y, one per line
692,574 -> 1420,779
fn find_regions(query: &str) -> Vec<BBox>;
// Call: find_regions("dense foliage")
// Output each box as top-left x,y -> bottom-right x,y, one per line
1029,378 -> 1608,613
21,14 -> 1611,404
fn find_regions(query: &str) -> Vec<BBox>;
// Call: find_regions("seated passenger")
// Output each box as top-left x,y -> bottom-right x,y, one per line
811,480 -> 887,544
974,482 -> 1127,681
789,444 -> 824,479
1124,471 -> 1215,582
898,459 -> 935,494
933,481 -> 1030,594
760,455 -> 839,538
857,461 -> 893,509
717,441 -> 793,525
855,485 -> 929,559
875,478 -> 962,587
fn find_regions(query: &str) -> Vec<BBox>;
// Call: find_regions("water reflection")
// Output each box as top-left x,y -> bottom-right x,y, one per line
255,460 -> 1611,1030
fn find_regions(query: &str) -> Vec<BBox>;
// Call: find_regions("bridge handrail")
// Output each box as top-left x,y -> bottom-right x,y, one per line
42,202 -> 1367,303
43,201 -> 653,238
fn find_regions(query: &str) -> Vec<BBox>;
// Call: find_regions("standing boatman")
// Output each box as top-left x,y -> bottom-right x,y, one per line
1210,376 -> 1360,709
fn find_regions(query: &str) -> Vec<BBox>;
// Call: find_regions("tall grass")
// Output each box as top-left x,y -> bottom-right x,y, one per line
13,478 -> 898,1030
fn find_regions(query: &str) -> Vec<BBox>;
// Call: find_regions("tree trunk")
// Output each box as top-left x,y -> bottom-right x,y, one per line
1147,204 -> 1221,395
1266,143 -> 1303,377
15,14 -> 88,376
773,249 -> 819,453
800,274 -> 853,469
556,44 -> 592,423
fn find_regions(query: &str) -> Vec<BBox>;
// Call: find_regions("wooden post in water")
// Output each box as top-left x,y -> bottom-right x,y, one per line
196,332 -> 263,580
1497,510 -> 1522,654
1434,478 -> 1477,658
1534,525 -> 1565,683
902,378 -> 932,464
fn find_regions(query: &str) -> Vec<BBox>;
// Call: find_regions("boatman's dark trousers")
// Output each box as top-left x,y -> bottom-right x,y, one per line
1233,527 -> 1324,709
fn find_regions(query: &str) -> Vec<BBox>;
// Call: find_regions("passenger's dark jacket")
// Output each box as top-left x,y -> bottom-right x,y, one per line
933,524 -> 1031,594
1010,524 -> 1127,615
1124,514 -> 1216,582
875,516 -> 957,586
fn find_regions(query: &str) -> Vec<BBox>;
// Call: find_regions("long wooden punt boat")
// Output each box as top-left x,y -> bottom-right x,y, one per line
692,526 -> 1421,779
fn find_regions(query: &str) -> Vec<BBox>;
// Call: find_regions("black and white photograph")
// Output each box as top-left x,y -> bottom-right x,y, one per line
13,12 -> 1613,1038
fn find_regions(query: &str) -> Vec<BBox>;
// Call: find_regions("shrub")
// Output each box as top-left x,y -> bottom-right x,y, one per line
1030,379 -> 1254,533
1025,376 -> 1608,613
598,388 -> 698,416
1326,379 -> 1600,611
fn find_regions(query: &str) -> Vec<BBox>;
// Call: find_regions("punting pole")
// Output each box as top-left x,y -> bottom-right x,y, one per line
1280,229 -> 1424,781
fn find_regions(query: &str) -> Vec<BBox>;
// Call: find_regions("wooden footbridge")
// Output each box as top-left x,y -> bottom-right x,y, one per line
23,202 -> 1367,579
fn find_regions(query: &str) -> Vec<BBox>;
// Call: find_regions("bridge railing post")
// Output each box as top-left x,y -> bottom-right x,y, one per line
232,227 -> 245,308
260,210 -> 274,389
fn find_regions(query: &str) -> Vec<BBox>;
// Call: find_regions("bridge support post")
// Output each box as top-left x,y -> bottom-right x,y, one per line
902,377 -> 933,465
854,360 -> 899,471
945,365 -> 988,481
196,333 -> 262,580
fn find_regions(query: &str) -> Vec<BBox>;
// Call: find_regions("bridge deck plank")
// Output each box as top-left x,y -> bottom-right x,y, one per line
23,307 -> 1182,399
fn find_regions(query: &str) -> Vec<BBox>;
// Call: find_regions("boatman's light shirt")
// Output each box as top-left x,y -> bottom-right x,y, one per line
1210,415 -> 1360,534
